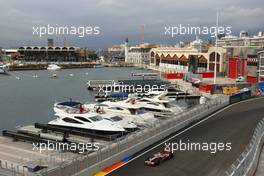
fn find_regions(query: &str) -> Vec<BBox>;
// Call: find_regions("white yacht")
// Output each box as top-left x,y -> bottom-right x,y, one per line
84,104 -> 138,131
49,112 -> 125,134
0,64 -> 9,74
47,64 -> 61,71
90,101 -> 157,126
137,93 -> 181,113
100,94 -> 182,118
53,101 -> 137,131
100,113 -> 137,131
93,63 -> 104,68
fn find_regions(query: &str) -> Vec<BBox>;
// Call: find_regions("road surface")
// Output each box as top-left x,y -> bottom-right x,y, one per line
108,97 -> 264,176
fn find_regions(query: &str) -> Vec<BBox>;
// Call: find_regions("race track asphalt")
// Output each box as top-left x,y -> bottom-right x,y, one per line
108,97 -> 264,176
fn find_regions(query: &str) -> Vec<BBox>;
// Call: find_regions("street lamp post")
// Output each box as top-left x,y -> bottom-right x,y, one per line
160,56 -> 162,79
214,11 -> 219,84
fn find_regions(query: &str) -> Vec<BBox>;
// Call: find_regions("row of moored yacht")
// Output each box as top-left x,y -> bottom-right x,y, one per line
48,92 -> 183,134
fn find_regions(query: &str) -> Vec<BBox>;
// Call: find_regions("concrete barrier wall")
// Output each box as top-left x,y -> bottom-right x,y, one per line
225,117 -> 264,176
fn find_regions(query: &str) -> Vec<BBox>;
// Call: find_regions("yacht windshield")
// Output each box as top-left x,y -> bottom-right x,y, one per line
147,102 -> 159,106
136,108 -> 146,114
109,107 -> 124,111
110,116 -> 122,121
89,115 -> 103,121
164,102 -> 174,108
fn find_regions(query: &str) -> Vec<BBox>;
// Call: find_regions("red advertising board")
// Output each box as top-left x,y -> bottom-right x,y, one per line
247,76 -> 264,84
164,73 -> 184,79
247,76 -> 257,84
198,82 -> 212,93
198,72 -> 214,78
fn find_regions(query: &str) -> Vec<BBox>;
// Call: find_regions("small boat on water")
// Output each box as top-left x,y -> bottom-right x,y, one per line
0,64 -> 9,75
47,64 -> 61,71
93,63 -> 104,68
51,73 -> 58,79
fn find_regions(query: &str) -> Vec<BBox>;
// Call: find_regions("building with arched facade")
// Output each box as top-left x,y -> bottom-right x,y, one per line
150,46 -> 226,73
17,46 -> 82,62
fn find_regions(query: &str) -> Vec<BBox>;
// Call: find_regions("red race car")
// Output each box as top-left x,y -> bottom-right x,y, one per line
144,148 -> 173,166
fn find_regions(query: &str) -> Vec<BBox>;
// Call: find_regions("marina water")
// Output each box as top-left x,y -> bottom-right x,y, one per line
0,67 -> 198,131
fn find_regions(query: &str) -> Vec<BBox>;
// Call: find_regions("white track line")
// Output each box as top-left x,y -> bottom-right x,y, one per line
106,97 -> 264,175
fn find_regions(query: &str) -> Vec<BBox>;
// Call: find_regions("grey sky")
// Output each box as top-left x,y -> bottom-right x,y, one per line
0,0 -> 263,49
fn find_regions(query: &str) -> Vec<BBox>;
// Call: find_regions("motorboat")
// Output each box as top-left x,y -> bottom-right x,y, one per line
145,89 -> 186,99
90,101 -> 157,126
93,63 -> 104,68
99,113 -> 137,131
47,64 -> 61,71
84,103 -> 138,130
54,101 -> 88,114
137,93 -> 181,113
100,93 -> 182,119
51,73 -> 58,79
0,64 -> 9,75
49,111 -> 125,134
53,101 -> 136,131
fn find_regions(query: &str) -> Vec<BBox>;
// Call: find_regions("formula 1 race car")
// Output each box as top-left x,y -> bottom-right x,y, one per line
144,148 -> 173,166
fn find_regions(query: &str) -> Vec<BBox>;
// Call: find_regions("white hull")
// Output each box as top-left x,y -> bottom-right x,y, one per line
85,103 -> 157,127
101,113 -> 137,130
47,64 -> 61,71
52,101 -> 126,133
0,65 -> 9,74
93,64 -> 104,68
54,101 -> 137,130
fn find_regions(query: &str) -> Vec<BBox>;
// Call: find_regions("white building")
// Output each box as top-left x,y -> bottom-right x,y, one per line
218,31 -> 264,48
190,36 -> 203,52
126,47 -> 152,64
125,43 -> 158,64
258,51 -> 264,82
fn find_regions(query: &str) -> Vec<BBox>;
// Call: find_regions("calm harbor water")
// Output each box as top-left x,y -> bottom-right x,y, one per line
0,67 -> 197,131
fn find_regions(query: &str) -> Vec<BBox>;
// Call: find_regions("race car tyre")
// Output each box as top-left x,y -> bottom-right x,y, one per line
154,158 -> 160,165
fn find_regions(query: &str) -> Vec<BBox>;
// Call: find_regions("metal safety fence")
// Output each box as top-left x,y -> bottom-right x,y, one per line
0,160 -> 29,176
225,117 -> 264,176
